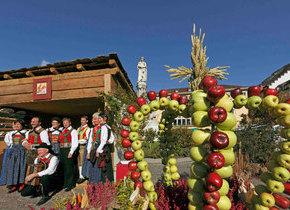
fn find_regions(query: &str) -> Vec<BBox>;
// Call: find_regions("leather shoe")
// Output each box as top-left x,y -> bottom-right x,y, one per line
8,186 -> 17,193
36,196 -> 51,206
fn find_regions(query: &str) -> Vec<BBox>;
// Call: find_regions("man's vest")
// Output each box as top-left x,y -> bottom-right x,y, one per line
59,128 -> 72,143
28,128 -> 44,145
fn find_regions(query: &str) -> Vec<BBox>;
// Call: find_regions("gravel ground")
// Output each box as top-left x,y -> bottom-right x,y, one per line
0,158 -> 192,210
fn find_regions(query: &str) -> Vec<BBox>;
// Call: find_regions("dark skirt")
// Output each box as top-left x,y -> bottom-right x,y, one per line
0,147 -> 12,185
100,145 -> 114,183
87,145 -> 101,184
6,144 -> 26,185
59,148 -> 78,188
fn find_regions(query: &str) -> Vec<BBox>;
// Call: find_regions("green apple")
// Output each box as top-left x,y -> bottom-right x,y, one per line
254,204 -> 269,210
216,113 -> 237,131
219,148 -> 235,166
129,132 -> 139,141
191,129 -> 211,145
218,179 -> 229,196
168,157 -> 177,165
149,202 -> 157,210
159,123 -> 165,130
170,165 -> 178,173
192,111 -> 210,127
149,100 -> 160,111
137,160 -> 148,171
190,146 -> 206,162
187,190 -> 203,205
260,192 -> 275,207
216,195 -> 232,210
281,141 -> 290,154
277,115 -> 290,127
159,97 -> 170,108
216,94 -> 234,112
191,90 -> 207,101
179,104 -> 187,113
216,130 -> 237,149
171,172 -> 180,180
262,95 -> 279,109
190,162 -> 208,178
133,111 -> 144,122
140,104 -> 151,116
234,94 -> 247,108
134,149 -> 145,161
169,100 -> 179,112
141,170 -> 152,181
214,165 -> 233,178
266,179 -> 285,193
246,96 -> 262,109
192,100 -> 210,112
274,103 -> 290,116
277,153 -> 290,169
188,202 -> 202,210
148,191 -> 158,202
131,140 -> 142,151
272,166 -> 290,182
130,120 -> 140,132
143,180 -> 154,192
281,128 -> 290,139
187,178 -> 204,192
163,172 -> 172,181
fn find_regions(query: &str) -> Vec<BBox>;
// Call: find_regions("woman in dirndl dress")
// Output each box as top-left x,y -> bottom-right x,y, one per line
0,122 -> 16,186
85,113 -> 102,184
6,120 -> 27,193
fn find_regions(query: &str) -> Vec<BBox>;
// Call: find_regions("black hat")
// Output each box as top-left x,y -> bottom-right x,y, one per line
35,143 -> 52,150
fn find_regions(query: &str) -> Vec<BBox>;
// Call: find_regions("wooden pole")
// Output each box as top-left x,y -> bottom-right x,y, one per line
76,64 -> 86,71
49,67 -> 58,75
3,74 -> 12,79
25,71 -> 34,77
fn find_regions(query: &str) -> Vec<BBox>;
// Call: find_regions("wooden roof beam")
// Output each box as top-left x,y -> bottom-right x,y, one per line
25,70 -> 34,77
76,64 -> 86,71
49,67 -> 58,75
3,74 -> 12,80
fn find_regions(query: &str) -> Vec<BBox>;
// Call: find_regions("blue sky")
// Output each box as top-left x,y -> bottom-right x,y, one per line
0,0 -> 290,91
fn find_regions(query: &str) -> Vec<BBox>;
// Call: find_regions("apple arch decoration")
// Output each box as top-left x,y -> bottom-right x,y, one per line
120,77 -> 290,210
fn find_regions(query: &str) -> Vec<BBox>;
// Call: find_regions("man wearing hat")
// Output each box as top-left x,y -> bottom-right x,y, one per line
22,143 -> 62,206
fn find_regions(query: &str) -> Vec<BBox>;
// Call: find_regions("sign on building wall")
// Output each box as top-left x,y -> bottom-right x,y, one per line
32,77 -> 52,100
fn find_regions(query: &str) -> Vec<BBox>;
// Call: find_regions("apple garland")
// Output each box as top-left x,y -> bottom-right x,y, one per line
120,89 -> 188,210
188,76 -> 237,210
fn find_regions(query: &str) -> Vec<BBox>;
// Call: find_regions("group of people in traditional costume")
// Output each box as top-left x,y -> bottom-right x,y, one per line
0,112 -> 115,205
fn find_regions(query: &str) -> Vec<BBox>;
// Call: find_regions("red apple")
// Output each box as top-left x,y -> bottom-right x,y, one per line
179,95 -> 188,104
121,138 -> 132,148
207,152 -> 225,169
200,76 -> 218,91
134,180 -> 143,189
284,182 -> 290,195
207,85 -> 225,102
248,85 -> 263,97
159,89 -> 168,97
230,88 -> 242,99
210,131 -> 229,149
147,91 -> 157,101
127,105 -> 137,114
273,193 -> 290,209
121,116 -> 131,126
204,191 -> 220,204
206,172 -> 223,192
120,129 -> 130,138
131,171 -> 141,181
170,92 -> 180,100
128,161 -> 138,171
287,98 -> 290,104
203,204 -> 219,210
137,97 -> 147,106
264,87 -> 278,96
124,151 -> 134,160
208,106 -> 227,123
269,207 -> 279,210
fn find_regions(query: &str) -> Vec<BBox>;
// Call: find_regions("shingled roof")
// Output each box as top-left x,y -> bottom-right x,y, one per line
261,63 -> 290,86
0,53 -> 134,91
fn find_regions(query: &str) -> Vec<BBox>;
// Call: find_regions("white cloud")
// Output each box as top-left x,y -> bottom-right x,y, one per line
40,60 -> 50,66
